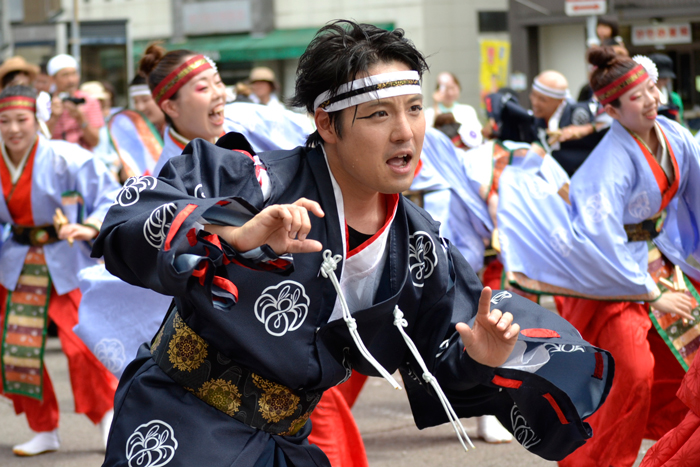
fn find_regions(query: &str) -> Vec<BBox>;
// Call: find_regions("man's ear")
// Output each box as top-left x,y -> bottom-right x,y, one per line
604,103 -> 619,120
160,99 -> 179,120
315,108 -> 338,144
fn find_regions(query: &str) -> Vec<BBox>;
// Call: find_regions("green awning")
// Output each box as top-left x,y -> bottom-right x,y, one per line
134,23 -> 394,63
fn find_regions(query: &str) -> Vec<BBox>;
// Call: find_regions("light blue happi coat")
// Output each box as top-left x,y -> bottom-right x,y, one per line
153,103 -> 312,176
498,116 -> 700,300
0,136 -> 120,295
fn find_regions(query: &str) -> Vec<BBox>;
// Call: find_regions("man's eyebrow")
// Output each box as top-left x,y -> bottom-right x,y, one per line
363,94 -> 423,108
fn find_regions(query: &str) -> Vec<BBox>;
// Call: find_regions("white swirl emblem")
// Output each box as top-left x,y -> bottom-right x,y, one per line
491,291 -> 512,304
409,231 -> 439,287
94,338 -> 126,373
116,176 -> 158,207
254,280 -> 310,336
549,227 -> 572,257
628,191 -> 651,219
583,193 -> 613,224
144,203 -> 177,249
126,420 -> 178,467
545,343 -> 585,354
511,404 -> 541,449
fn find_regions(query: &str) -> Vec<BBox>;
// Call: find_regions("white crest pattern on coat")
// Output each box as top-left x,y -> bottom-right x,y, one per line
511,404 -> 541,449
254,280 -> 310,336
126,420 -> 178,467
545,343 -> 585,354
144,203 -> 177,249
583,193 -> 613,224
193,184 -> 206,199
491,291 -> 512,304
94,338 -> 127,373
409,231 -> 439,287
628,191 -> 652,220
550,227 -> 573,257
116,176 -> 159,207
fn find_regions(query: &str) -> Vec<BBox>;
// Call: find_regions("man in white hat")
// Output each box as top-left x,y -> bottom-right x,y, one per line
45,54 -> 103,150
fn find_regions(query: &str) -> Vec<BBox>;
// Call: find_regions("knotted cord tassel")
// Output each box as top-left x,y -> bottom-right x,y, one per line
320,250 -> 401,390
393,306 -> 475,452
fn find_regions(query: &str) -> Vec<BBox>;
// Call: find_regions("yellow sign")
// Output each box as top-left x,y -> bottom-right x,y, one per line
479,40 -> 510,106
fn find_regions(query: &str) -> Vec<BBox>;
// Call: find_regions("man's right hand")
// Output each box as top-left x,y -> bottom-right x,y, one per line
206,198 -> 325,255
50,95 -> 63,119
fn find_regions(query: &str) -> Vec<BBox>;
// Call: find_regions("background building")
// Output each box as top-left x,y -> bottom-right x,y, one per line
509,0 -> 700,123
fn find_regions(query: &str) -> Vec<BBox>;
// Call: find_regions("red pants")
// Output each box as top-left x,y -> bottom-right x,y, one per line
481,258 -> 503,291
0,286 -> 118,432
309,372 -> 369,467
558,297 -> 686,467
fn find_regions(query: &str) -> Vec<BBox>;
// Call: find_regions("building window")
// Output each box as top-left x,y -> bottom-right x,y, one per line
478,11 -> 508,33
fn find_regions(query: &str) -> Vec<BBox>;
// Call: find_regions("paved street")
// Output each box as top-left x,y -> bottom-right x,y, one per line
0,337 -> 655,466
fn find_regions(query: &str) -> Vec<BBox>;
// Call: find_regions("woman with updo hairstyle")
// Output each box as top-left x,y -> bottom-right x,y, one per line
137,42 -> 311,177
0,85 -> 120,456
493,45 -> 700,467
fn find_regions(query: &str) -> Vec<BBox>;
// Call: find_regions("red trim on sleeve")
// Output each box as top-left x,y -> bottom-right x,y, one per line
212,276 -> 239,301
191,262 -> 208,285
631,127 -> 679,212
543,393 -> 569,425
164,204 -> 198,251
520,328 -> 561,339
201,233 -> 223,251
216,200 -> 231,206
491,375 -> 523,389
593,352 -> 604,380
186,228 -> 198,247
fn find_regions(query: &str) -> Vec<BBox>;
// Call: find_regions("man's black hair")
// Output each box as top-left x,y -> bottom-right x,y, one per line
290,20 -> 429,148
0,84 -> 37,101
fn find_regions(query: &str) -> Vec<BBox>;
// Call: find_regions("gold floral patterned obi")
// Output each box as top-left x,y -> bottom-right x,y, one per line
150,307 -> 323,436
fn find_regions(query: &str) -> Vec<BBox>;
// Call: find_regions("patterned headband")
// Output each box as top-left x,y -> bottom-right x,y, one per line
152,54 -> 217,105
313,70 -> 422,113
0,96 -> 37,114
594,64 -> 648,106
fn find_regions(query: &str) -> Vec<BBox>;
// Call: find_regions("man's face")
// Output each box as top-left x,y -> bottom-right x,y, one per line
53,67 -> 79,94
327,60 -> 425,196
529,89 -> 563,120
34,73 -> 52,93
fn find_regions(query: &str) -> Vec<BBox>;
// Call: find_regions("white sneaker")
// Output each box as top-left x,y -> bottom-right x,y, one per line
99,408 -> 114,449
477,415 -> 513,444
12,429 -> 61,456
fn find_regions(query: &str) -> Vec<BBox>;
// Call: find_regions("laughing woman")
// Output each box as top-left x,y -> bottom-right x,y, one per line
139,44 -> 311,176
0,85 -> 121,456
497,47 -> 700,467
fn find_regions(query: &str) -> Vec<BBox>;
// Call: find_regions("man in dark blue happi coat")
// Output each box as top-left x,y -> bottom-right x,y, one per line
96,20 -> 614,467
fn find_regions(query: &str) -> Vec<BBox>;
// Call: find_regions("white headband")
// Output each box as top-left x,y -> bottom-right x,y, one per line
129,84 -> 151,98
313,70 -> 422,113
532,78 -> 569,100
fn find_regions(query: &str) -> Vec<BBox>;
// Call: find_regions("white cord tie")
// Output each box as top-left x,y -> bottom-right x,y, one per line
320,250 -> 401,390
392,305 -> 475,452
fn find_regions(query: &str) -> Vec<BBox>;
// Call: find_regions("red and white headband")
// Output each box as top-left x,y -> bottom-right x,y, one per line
313,70 -> 422,113
594,55 -> 658,106
152,54 -> 217,105
0,96 -> 36,114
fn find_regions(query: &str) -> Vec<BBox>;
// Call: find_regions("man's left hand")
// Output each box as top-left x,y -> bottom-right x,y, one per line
456,287 -> 520,368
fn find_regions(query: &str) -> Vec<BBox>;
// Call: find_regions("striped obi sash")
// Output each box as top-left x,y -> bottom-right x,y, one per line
1,246 -> 51,399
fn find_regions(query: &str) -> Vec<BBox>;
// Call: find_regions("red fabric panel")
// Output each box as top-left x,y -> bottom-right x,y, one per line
492,375 -> 523,389
543,393 -> 569,425
308,386 -> 369,467
481,259 -> 503,290
1,138 -> 38,226
520,328 -> 561,339
212,276 -> 238,301
558,298 -> 685,467
337,372 -> 368,409
164,204 -> 197,251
